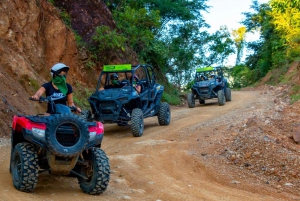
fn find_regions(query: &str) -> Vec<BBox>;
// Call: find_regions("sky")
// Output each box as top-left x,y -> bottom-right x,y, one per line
202,0 -> 269,66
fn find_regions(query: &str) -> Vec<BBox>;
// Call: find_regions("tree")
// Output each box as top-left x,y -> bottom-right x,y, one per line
270,0 -> 300,58
205,26 -> 235,66
232,27 -> 247,65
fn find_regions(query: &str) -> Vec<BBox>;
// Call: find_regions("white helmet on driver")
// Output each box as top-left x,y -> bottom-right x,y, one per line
50,63 -> 69,77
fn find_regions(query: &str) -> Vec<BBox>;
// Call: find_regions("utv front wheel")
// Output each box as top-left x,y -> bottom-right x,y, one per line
158,102 -> 171,125
11,142 -> 38,192
187,93 -> 195,108
131,108 -> 144,137
217,90 -> 225,106
77,148 -> 110,195
225,88 -> 232,101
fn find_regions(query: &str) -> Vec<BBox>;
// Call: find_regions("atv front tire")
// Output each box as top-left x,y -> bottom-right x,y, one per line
217,90 -> 225,106
11,142 -> 38,192
131,108 -> 144,137
187,93 -> 195,108
158,102 -> 171,125
78,148 -> 110,195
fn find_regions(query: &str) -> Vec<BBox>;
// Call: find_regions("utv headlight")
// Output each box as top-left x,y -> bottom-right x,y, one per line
32,128 -> 45,138
89,131 -> 96,140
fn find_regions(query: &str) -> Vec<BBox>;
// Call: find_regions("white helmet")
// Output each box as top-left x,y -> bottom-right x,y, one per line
50,63 -> 69,77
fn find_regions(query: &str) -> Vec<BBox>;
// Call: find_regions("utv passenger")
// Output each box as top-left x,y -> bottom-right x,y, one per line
31,63 -> 81,115
131,75 -> 141,93
209,74 -> 216,80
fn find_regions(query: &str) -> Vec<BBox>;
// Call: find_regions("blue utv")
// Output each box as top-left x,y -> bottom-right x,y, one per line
187,66 -> 232,108
88,64 -> 171,137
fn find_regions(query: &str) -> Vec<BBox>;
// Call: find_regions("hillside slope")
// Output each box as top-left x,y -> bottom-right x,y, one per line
0,0 -> 131,136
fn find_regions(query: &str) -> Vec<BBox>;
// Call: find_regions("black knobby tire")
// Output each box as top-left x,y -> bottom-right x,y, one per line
78,148 -> 110,195
131,108 -> 144,137
158,102 -> 171,125
45,113 -> 89,157
187,93 -> 195,108
225,88 -> 232,101
217,90 -> 225,106
11,142 -> 38,192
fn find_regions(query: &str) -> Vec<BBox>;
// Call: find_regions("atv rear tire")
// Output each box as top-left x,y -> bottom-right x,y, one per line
225,88 -> 232,101
187,93 -> 195,108
11,142 -> 38,192
78,148 -> 110,195
217,90 -> 225,106
45,113 -> 89,157
158,102 -> 171,125
131,108 -> 144,137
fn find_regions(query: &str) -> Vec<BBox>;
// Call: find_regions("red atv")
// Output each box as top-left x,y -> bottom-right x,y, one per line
9,97 -> 110,195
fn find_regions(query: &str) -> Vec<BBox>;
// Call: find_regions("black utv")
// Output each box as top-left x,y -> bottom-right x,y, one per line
88,64 -> 171,137
187,66 -> 231,108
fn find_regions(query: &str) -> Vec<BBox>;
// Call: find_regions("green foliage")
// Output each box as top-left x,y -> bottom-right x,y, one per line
113,6 -> 161,52
74,32 -> 86,49
207,26 -> 235,66
28,78 -> 40,92
161,83 -> 181,105
291,85 -> 300,103
109,0 -> 211,89
72,83 -> 93,109
47,0 -> 55,5
185,80 -> 195,91
230,65 -> 254,89
291,93 -> 300,103
92,25 -> 126,63
60,10 -> 71,27
241,0 -> 300,86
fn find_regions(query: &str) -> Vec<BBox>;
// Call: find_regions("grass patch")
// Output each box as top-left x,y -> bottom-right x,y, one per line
291,93 -> 300,104
72,83 -> 94,110
161,83 -> 182,105
19,75 -> 41,95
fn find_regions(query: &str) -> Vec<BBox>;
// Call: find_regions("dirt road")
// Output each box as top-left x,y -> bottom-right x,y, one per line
0,91 -> 295,201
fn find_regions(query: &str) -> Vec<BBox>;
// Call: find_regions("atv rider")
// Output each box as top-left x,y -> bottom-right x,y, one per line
31,63 -> 81,115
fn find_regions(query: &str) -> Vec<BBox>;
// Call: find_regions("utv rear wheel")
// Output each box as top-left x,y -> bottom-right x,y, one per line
225,88 -> 232,101
158,102 -> 171,125
11,142 -> 38,192
131,108 -> 144,137
45,113 -> 89,157
217,90 -> 225,106
187,93 -> 195,108
77,148 -> 110,195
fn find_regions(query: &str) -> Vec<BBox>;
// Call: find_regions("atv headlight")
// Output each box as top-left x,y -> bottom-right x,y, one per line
89,131 -> 96,140
32,128 -> 45,138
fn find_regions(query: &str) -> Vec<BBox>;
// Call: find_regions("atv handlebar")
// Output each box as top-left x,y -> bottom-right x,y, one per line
29,96 -> 80,113
29,96 -> 49,103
